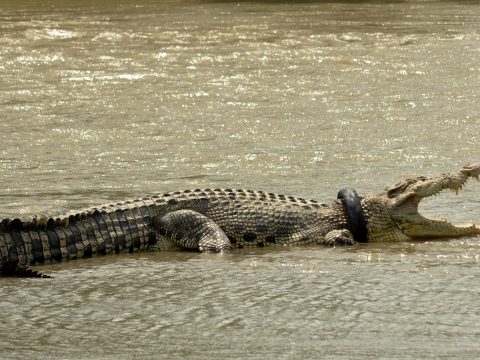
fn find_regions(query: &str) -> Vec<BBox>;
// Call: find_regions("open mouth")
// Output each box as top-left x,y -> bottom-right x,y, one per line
397,167 -> 479,239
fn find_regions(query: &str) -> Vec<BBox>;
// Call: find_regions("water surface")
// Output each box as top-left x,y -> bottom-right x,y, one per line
1,0 -> 479,359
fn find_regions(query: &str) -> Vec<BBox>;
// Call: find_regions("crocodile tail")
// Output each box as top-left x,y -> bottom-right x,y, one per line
11,265 -> 51,278
0,199 -> 158,275
0,217 -> 54,275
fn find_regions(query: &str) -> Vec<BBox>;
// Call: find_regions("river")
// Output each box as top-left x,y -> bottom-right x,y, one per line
1,0 -> 479,359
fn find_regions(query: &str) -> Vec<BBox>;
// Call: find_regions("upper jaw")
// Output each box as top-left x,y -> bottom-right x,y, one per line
388,164 -> 480,239
388,163 -> 480,203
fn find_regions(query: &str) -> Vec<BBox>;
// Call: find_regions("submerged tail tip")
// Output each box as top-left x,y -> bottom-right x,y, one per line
1,263 -> 51,278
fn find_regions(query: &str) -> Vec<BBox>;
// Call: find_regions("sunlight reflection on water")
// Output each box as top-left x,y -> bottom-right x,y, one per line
0,0 -> 479,359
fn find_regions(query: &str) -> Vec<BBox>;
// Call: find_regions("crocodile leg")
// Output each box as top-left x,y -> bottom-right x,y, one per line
153,210 -> 232,253
322,229 -> 356,247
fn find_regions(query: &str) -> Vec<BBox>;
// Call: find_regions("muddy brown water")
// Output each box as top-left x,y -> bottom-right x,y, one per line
1,0 -> 479,359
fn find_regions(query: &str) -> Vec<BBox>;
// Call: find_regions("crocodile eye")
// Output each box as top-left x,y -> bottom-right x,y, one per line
386,177 -> 423,198
386,183 -> 408,198
387,188 -> 398,198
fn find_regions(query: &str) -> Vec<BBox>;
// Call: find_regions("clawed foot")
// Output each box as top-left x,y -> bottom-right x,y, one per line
324,229 -> 357,247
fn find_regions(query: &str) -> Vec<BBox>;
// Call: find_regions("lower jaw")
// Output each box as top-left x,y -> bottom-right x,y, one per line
406,224 -> 479,239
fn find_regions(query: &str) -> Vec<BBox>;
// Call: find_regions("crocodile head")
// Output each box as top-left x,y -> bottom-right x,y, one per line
364,164 -> 480,242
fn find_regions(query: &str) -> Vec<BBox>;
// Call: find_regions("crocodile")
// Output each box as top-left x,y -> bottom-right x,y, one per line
0,164 -> 479,277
